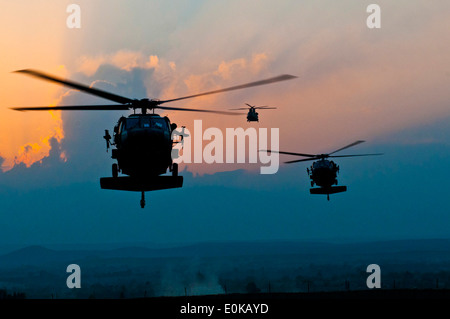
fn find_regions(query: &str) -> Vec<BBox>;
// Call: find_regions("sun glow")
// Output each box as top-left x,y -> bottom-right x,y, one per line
4,109 -> 65,170
0,3 -> 68,171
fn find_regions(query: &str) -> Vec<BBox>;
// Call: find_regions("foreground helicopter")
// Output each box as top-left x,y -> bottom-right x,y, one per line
230,103 -> 277,122
265,140 -> 382,200
11,69 -> 297,207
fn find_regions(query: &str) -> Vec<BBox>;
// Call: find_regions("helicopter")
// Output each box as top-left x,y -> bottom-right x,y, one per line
264,140 -> 383,200
229,103 -> 277,122
11,69 -> 297,208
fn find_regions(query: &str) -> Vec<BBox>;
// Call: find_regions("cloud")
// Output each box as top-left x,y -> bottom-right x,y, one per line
166,52 -> 271,104
1,137 -> 69,189
215,53 -> 269,80
3,110 -> 65,172
14,143 -> 42,167
160,0 -> 450,152
76,50 -> 163,76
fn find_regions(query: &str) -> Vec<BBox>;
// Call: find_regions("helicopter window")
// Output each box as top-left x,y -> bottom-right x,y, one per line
141,118 -> 151,128
313,161 -> 324,168
151,118 -> 167,130
126,118 -> 140,130
117,121 -> 124,135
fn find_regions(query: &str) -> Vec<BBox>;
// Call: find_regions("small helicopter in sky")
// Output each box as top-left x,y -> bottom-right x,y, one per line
11,69 -> 297,207
229,103 -> 277,122
264,140 -> 383,200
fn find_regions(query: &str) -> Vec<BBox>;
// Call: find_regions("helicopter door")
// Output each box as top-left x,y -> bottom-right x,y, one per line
114,118 -> 126,145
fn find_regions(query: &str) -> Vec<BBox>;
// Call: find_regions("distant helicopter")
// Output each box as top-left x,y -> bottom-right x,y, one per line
11,69 -> 297,207
264,140 -> 383,200
230,103 -> 277,122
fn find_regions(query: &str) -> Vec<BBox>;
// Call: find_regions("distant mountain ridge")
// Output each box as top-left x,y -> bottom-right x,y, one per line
1,239 -> 450,268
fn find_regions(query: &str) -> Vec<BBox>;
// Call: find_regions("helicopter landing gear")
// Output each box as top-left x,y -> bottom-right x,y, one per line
112,163 -> 118,178
140,191 -> 146,208
172,163 -> 178,177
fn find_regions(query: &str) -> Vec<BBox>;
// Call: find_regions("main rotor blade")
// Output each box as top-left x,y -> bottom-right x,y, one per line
284,157 -> 319,164
329,153 -> 384,158
159,74 -> 297,104
14,69 -> 133,105
11,104 -> 131,111
284,153 -> 383,164
156,105 -> 242,115
328,140 -> 365,155
260,150 -> 317,157
229,106 -> 276,110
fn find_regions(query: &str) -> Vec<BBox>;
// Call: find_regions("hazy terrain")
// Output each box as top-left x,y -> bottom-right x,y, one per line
1,239 -> 450,299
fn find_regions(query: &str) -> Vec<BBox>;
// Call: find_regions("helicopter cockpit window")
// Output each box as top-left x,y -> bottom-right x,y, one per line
141,118 -> 151,128
313,161 -> 325,169
117,121 -> 125,134
151,118 -> 167,130
126,118 -> 140,130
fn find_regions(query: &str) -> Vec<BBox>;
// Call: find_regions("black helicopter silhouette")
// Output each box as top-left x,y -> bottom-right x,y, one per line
264,140 -> 382,200
11,69 -> 297,207
230,103 -> 277,122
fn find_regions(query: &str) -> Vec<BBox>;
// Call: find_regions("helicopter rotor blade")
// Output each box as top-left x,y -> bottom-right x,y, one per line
245,103 -> 254,107
11,104 -> 131,111
284,157 -> 319,164
14,69 -> 134,105
229,107 -> 250,110
328,140 -> 365,155
259,150 -> 317,157
255,106 -> 277,109
156,105 -> 242,115
329,153 -> 384,158
159,74 -> 297,104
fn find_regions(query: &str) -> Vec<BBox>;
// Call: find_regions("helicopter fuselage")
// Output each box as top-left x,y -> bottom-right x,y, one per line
247,108 -> 259,122
308,159 -> 339,188
111,114 -> 175,177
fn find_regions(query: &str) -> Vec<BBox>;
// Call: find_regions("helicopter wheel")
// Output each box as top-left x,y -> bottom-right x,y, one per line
172,163 -> 178,177
140,191 -> 145,208
112,163 -> 118,178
